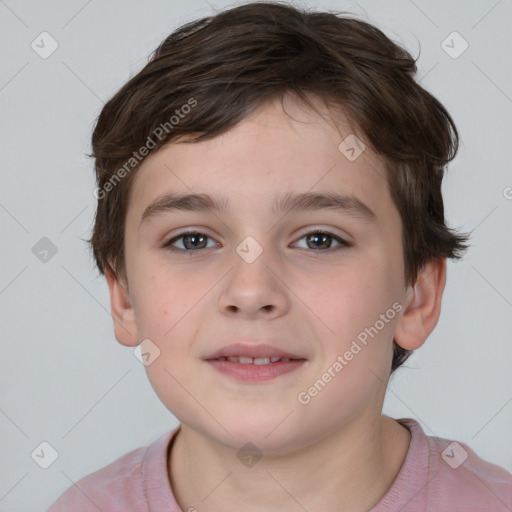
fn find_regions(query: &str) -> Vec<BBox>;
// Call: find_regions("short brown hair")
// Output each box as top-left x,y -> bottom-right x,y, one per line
86,1 -> 470,374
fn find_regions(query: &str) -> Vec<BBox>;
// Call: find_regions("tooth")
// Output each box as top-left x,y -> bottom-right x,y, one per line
238,356 -> 253,364
253,357 -> 271,365
227,356 -> 239,362
270,357 -> 281,362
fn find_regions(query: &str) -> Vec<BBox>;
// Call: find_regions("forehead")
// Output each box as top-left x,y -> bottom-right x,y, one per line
126,95 -> 394,225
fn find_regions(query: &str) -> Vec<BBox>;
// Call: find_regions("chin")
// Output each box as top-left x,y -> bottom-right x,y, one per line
222,419 -> 314,455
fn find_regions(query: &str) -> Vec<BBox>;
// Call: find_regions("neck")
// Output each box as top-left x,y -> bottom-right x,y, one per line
168,414 -> 411,512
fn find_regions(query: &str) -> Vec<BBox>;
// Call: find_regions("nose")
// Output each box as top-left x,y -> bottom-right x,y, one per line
217,246 -> 290,319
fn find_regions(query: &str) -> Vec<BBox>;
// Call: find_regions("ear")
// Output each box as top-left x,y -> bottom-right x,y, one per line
105,266 -> 139,347
394,258 -> 447,350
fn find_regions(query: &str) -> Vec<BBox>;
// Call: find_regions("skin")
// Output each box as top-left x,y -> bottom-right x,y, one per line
106,93 -> 446,512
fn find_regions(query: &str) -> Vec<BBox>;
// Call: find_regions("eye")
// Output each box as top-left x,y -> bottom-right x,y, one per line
163,231 -> 218,254
292,229 -> 352,252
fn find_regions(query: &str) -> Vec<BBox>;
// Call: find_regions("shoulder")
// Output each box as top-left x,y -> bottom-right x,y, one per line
45,430 -> 176,512
399,418 -> 512,511
426,431 -> 512,510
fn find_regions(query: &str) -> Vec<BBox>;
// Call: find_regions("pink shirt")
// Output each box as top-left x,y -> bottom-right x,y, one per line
46,418 -> 512,511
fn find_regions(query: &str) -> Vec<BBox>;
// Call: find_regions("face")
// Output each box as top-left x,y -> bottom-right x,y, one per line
117,94 -> 410,453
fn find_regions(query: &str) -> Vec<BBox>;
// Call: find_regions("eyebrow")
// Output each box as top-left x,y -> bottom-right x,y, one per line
139,191 -> 376,226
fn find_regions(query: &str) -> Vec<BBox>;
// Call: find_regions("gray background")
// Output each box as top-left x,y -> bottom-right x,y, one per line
1,0 -> 511,510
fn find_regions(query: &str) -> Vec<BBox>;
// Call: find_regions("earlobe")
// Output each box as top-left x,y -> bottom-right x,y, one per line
394,259 -> 447,351
105,266 -> 139,347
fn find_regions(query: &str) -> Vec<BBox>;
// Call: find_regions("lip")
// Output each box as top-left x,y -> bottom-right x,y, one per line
204,343 -> 305,361
207,358 -> 306,382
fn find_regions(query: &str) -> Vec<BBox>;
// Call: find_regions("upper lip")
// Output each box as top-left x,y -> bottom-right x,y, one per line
205,343 -> 306,360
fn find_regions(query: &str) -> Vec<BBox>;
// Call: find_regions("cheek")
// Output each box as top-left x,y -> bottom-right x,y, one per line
131,264 -> 203,335
310,259 -> 389,321
311,255 -> 400,363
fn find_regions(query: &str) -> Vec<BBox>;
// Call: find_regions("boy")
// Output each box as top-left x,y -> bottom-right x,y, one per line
47,1 -> 512,511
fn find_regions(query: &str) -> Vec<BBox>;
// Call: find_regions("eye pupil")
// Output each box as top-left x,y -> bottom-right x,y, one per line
307,233 -> 331,250
184,233 -> 207,249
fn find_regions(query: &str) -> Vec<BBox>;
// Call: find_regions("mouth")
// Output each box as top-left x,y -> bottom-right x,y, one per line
209,355 -> 305,365
204,343 -> 307,382
205,343 -> 305,361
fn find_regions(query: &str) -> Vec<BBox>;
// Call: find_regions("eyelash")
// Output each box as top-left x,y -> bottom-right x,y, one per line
162,228 -> 353,255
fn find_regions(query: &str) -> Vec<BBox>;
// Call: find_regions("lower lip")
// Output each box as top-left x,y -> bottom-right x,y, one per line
206,359 -> 306,382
